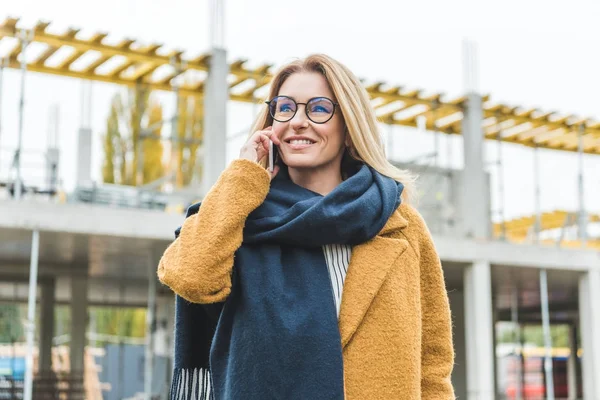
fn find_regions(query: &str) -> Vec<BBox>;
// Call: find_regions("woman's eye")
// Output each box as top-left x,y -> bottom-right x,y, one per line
311,105 -> 329,113
279,104 -> 294,112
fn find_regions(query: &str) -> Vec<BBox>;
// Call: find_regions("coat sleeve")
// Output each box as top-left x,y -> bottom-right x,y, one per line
157,158 -> 271,304
405,206 -> 455,399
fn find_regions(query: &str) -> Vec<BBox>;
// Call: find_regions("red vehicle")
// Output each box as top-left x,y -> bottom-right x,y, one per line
503,348 -> 582,399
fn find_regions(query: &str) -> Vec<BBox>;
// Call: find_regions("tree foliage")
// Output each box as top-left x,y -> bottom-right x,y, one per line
0,304 -> 24,343
101,87 -> 203,188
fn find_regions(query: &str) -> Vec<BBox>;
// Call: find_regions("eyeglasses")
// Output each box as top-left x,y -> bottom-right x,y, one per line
265,95 -> 338,124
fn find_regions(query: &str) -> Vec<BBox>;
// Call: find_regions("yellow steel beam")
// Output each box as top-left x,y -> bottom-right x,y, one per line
494,210 -> 600,238
396,106 -> 459,128
1,17 -> 600,155
126,62 -> 160,82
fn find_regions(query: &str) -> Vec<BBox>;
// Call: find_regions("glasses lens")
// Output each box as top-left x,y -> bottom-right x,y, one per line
269,96 -> 296,122
307,97 -> 335,123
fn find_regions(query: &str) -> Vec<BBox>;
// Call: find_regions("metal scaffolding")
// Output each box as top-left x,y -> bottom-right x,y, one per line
0,17 -> 599,155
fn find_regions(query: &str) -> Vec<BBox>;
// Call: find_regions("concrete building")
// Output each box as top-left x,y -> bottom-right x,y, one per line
0,16 -> 599,400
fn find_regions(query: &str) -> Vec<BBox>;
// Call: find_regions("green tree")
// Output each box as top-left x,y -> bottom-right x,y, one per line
126,87 -> 150,186
184,95 -> 204,186
101,87 -> 166,186
143,98 -> 165,184
101,87 -> 204,188
93,307 -> 147,341
497,324 -> 570,348
0,304 -> 24,342
101,95 -> 122,184
174,94 -> 203,187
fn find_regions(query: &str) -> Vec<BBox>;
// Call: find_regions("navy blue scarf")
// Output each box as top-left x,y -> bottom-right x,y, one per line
170,163 -> 403,400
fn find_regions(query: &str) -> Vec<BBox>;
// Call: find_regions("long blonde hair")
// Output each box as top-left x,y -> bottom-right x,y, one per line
249,54 -> 417,203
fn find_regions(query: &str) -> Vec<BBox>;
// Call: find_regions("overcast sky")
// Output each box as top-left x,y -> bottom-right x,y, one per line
0,0 -> 599,228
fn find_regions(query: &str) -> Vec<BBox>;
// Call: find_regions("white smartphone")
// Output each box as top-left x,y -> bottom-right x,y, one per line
268,139 -> 274,172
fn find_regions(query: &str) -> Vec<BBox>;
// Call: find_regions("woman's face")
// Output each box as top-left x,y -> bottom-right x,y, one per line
272,72 -> 346,176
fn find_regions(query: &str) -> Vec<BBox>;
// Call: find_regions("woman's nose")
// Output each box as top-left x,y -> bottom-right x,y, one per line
290,105 -> 309,129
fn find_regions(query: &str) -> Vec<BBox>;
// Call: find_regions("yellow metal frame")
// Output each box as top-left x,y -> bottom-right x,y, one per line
1,17 -> 599,155
494,210 -> 600,249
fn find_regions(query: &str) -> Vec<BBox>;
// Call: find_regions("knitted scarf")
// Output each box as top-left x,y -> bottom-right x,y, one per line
170,163 -> 403,400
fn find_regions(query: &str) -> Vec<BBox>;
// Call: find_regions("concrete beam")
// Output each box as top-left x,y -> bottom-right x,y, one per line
0,276 -> 153,307
1,201 -> 597,274
434,235 -> 598,271
0,199 -> 181,240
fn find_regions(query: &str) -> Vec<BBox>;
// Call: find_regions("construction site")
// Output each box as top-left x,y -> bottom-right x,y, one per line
0,9 -> 599,400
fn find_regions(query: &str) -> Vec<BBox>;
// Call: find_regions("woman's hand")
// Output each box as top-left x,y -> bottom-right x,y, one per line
239,126 -> 281,180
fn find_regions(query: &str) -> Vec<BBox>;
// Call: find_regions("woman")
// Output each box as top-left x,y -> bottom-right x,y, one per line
158,54 -> 455,399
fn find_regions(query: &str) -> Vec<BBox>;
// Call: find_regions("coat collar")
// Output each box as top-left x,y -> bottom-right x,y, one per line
338,208 -> 409,349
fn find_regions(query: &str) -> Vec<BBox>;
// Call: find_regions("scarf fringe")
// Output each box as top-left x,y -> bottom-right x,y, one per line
170,367 -> 214,400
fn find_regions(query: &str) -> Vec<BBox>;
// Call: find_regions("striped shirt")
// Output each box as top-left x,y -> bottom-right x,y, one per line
322,244 -> 352,318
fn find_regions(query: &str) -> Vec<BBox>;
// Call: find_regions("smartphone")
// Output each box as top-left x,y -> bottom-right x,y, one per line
268,139 -> 274,172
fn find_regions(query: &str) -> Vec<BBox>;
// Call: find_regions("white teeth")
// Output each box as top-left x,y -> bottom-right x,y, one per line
289,139 -> 313,145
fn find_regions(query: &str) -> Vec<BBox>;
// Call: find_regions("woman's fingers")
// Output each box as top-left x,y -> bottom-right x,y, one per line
258,133 -> 270,152
239,126 -> 279,167
265,127 -> 281,146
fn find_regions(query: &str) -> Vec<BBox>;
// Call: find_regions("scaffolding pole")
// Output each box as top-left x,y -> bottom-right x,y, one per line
533,145 -> 542,242
432,102 -> 439,168
0,57 -> 6,177
170,58 -> 184,188
511,286 -> 522,400
210,0 -> 225,49
387,121 -> 394,160
144,254 -> 157,400
496,115 -> 506,240
577,123 -> 587,246
15,29 -> 33,200
533,139 -> 554,398
540,269 -> 555,400
23,229 -> 40,400
446,127 -> 453,169
136,83 -> 146,188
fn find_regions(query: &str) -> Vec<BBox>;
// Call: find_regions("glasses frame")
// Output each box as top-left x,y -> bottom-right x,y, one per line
265,95 -> 339,124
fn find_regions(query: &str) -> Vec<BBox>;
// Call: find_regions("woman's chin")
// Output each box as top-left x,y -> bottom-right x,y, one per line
281,156 -> 318,169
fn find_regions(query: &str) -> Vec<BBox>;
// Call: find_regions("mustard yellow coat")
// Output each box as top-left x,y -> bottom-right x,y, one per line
158,159 -> 455,399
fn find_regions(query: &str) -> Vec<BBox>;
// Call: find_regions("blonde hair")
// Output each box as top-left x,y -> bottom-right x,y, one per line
249,54 -> 417,203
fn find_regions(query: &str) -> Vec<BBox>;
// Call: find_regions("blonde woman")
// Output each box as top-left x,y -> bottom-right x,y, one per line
158,54 -> 455,399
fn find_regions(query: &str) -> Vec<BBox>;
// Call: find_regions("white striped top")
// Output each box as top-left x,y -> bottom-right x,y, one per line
322,244 -> 352,318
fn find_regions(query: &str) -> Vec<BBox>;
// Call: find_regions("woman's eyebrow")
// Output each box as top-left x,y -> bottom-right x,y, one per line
278,95 -> 330,101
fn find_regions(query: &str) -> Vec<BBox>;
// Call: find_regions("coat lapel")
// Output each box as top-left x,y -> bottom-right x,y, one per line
339,209 -> 409,349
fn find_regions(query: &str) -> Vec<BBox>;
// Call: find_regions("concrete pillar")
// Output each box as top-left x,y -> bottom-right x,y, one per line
579,268 -> 600,399
154,295 -> 174,358
76,127 -> 92,186
39,279 -> 56,374
491,294 -> 500,398
449,289 -> 467,399
459,93 -> 491,239
155,294 -> 175,398
567,323 -> 578,400
144,258 -> 157,400
70,276 -> 88,379
202,47 -> 229,196
76,80 -> 92,187
464,260 -> 495,399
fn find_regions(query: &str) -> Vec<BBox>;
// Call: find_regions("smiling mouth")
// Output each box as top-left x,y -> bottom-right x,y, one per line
287,139 -> 315,145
